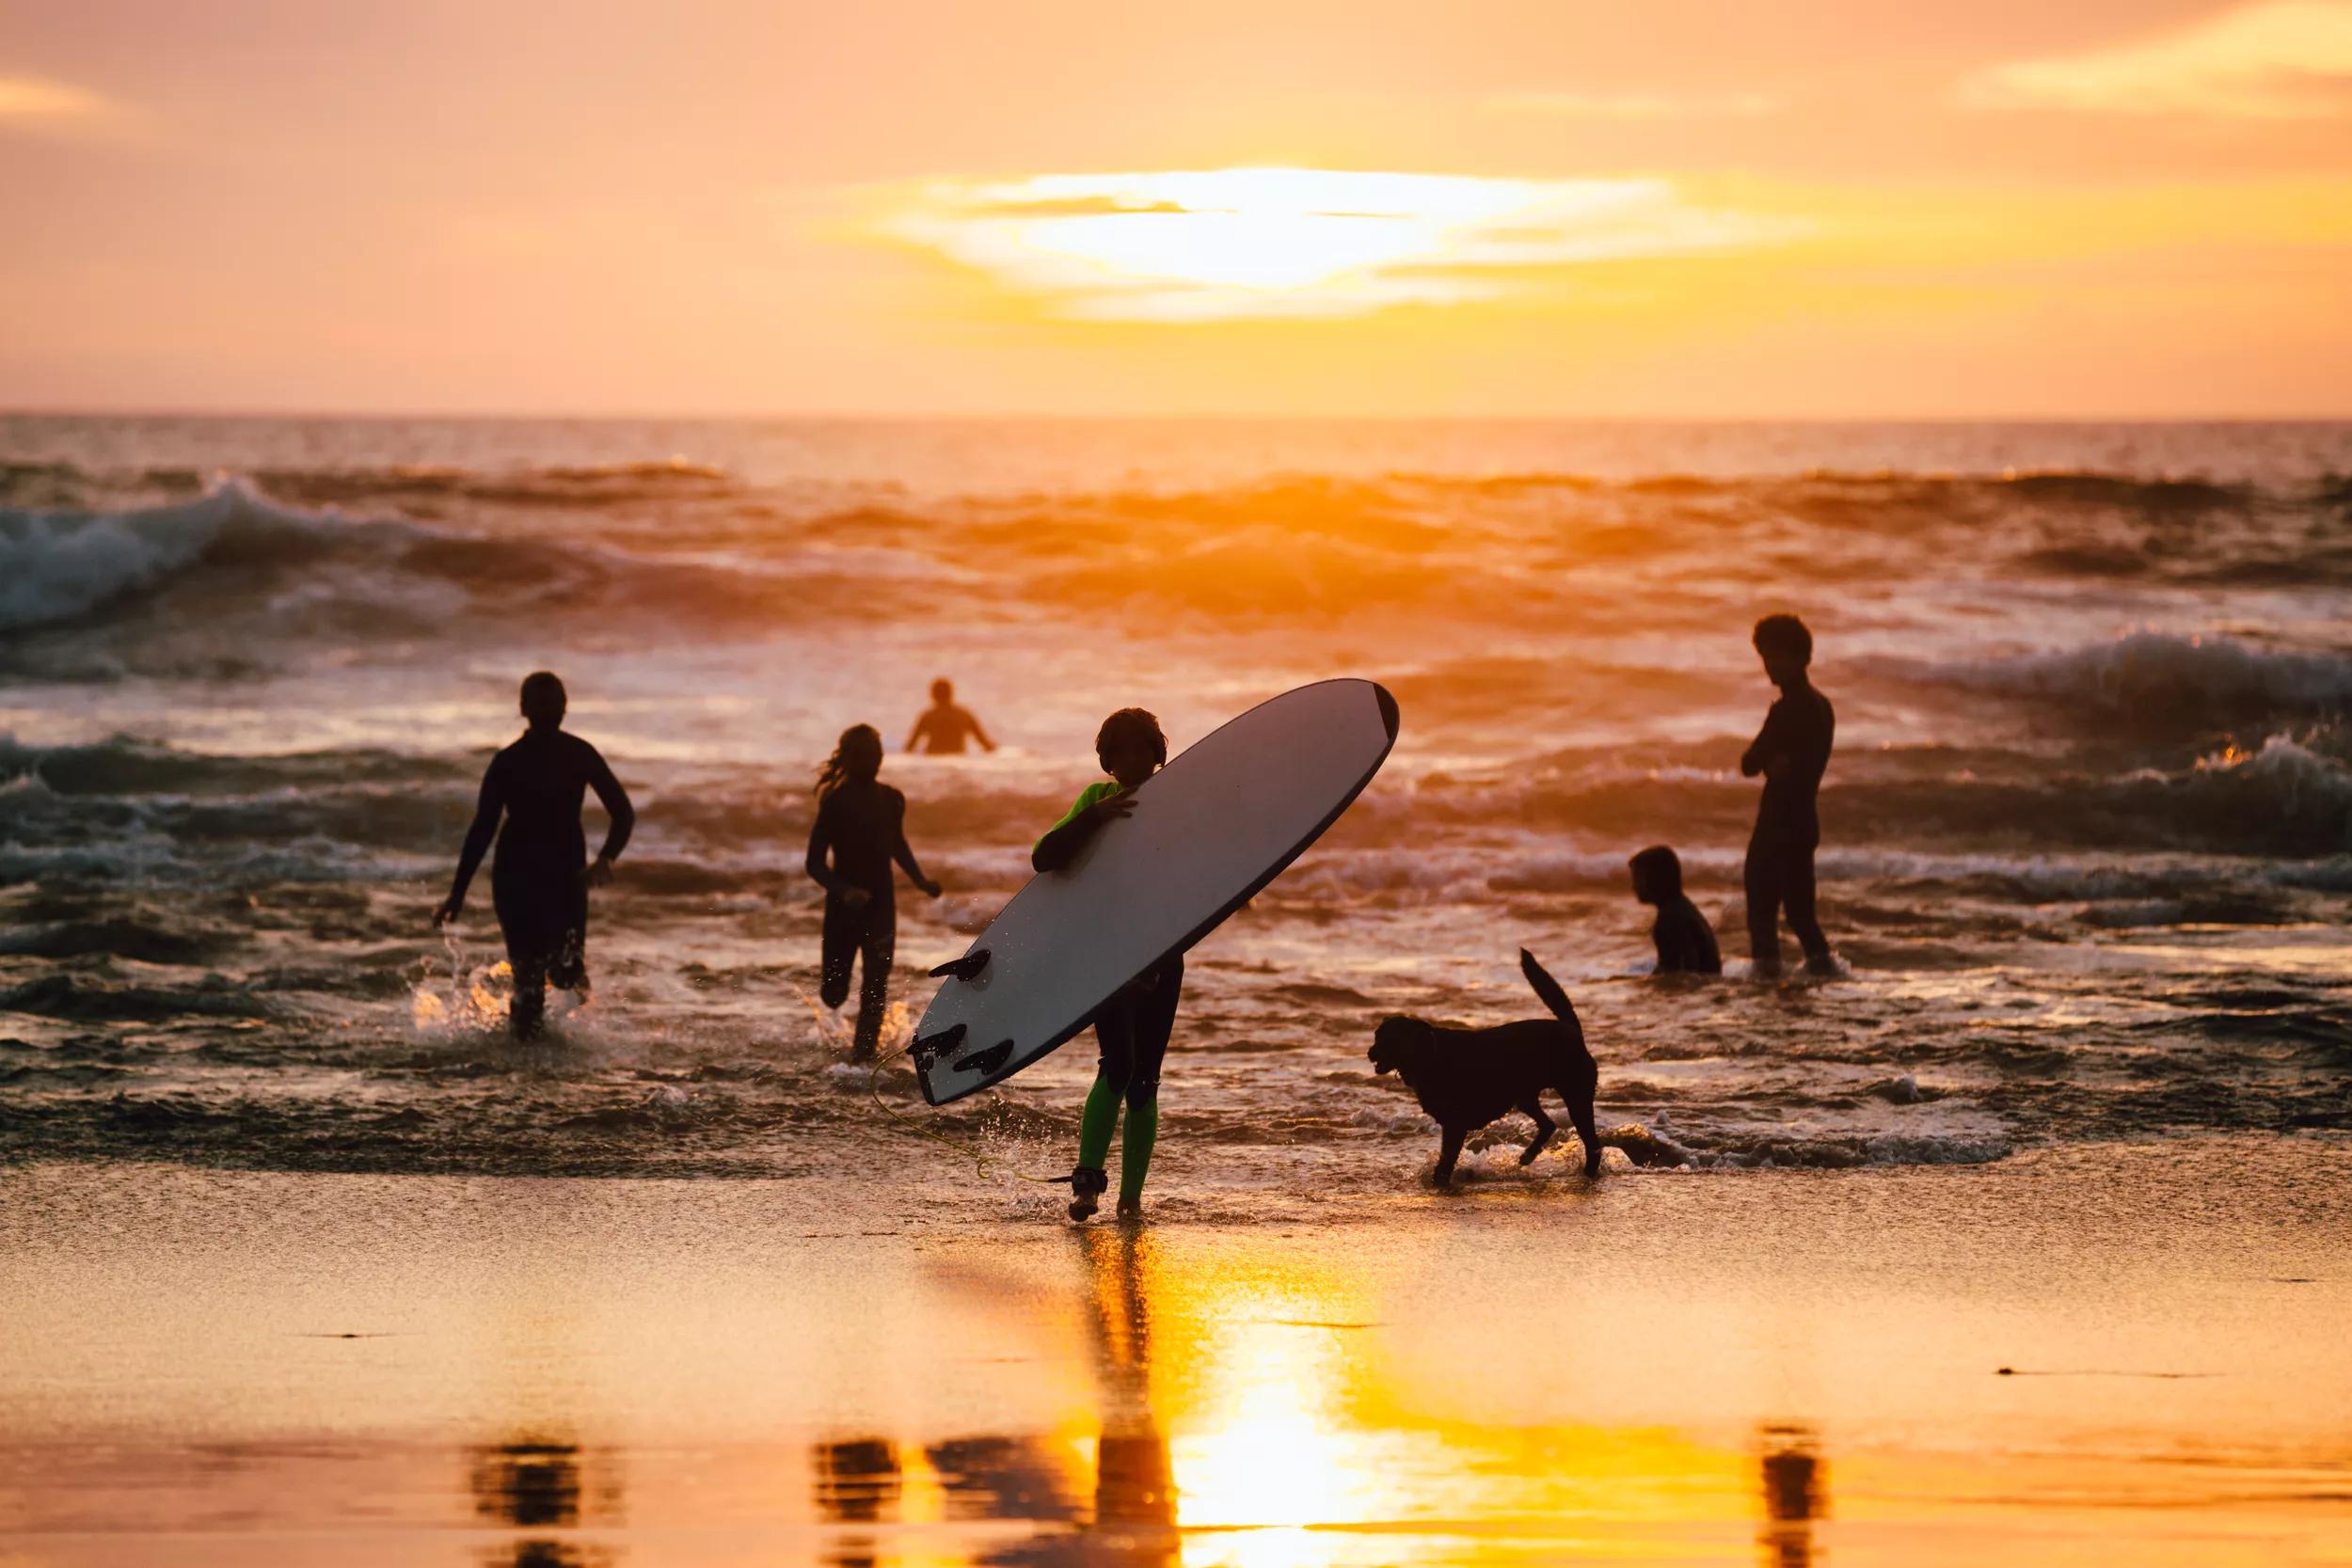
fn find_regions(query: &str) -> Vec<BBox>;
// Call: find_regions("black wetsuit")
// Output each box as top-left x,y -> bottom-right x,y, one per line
1094,956 -> 1184,1112
908,703 -> 993,755
1741,682 -> 1835,968
1652,894 -> 1724,975
449,727 -> 634,1037
805,780 -> 925,1054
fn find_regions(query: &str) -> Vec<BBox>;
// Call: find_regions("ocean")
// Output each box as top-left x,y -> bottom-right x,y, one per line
3,416 -> 2348,1212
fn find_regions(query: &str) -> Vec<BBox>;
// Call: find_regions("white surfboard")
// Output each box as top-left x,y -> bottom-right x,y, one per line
910,678 -> 1400,1106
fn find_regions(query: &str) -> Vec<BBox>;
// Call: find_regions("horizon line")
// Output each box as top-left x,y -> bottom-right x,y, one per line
6,407 -> 2352,426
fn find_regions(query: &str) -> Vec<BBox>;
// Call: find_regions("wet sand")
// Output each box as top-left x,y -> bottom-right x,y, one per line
4,1139 -> 2349,1565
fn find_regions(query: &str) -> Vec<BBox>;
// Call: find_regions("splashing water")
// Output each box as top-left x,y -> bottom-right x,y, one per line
410,931 -> 515,1037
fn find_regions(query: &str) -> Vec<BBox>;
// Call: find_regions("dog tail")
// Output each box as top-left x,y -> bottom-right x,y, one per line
1519,948 -> 1579,1026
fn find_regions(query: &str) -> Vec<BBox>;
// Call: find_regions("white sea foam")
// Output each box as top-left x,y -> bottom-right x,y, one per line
0,485 -> 252,630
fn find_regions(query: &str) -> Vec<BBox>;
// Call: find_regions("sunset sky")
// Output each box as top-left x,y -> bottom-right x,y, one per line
5,0 -> 2350,417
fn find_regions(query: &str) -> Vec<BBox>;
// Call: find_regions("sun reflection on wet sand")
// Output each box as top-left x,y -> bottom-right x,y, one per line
740,1227 -> 1804,1564
784,1225 -> 1811,1565
3,1159 -> 2348,1565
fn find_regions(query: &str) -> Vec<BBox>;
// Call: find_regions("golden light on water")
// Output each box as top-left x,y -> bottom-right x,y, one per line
884,167 -> 1794,321
410,956 -> 513,1031
1040,1229 -> 1778,1566
1172,1319 -> 1376,1532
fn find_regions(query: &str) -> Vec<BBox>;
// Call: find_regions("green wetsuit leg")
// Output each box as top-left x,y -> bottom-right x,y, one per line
1078,1073 -> 1120,1170
1119,1101 -> 1158,1205
1092,958 -> 1181,1205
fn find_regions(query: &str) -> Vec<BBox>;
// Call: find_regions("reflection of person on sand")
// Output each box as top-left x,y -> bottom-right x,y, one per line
1740,615 -> 1838,977
1077,1227 -> 1177,1544
1630,846 -> 1723,975
907,677 -> 996,754
811,1436 -> 902,1524
806,724 -> 942,1058
466,1434 -> 599,1568
1034,709 -> 1178,1224
1759,1422 -> 1827,1568
435,673 -> 634,1040
810,1436 -> 899,1568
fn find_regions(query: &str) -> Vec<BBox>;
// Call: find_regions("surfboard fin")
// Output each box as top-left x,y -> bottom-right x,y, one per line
949,1039 -> 1015,1076
910,1022 -> 965,1069
929,948 -> 992,982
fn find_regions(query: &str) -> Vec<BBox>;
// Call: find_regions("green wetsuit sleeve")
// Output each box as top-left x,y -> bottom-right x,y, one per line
1035,782 -> 1117,853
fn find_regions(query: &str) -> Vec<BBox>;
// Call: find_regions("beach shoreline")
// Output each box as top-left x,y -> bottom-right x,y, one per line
6,1137 -> 2348,1565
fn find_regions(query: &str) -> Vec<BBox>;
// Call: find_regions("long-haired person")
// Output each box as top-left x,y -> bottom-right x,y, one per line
805,723 -> 942,1057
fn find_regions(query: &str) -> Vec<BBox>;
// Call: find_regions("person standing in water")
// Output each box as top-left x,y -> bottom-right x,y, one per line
805,724 -> 943,1058
1032,708 -> 1178,1224
1740,614 -> 1837,977
906,678 -> 996,755
436,672 -> 634,1039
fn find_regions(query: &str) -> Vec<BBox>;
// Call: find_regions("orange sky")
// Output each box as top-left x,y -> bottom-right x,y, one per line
3,0 -> 2349,417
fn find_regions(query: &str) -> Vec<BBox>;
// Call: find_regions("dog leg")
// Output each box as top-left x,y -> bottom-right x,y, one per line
1564,1083 -> 1604,1177
1433,1126 -> 1466,1188
1518,1097 -> 1555,1165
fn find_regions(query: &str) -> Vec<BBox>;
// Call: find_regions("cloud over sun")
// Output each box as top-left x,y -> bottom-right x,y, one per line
883,167 -> 1796,322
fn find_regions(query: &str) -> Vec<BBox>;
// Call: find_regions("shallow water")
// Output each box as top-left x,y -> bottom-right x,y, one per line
1,417 -> 2348,1187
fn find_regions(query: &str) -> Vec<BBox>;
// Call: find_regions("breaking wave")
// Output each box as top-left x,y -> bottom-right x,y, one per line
1884,633 -> 2352,727
0,482 -> 901,658
0,484 -> 311,632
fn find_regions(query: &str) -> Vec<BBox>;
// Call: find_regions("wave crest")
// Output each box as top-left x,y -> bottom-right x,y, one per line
1889,633 -> 2352,725
0,484 -> 314,631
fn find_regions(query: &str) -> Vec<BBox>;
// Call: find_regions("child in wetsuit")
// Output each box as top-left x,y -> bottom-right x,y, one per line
1740,614 -> 1837,976
1629,845 -> 1723,975
806,724 -> 943,1057
436,672 -> 635,1039
1031,708 -> 1174,1224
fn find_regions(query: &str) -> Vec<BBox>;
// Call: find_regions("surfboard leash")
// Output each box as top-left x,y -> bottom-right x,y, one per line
864,1043 -> 1072,1187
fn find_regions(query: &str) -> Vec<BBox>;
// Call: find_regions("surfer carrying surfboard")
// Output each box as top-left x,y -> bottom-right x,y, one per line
1033,708 -> 1178,1223
806,724 -> 943,1058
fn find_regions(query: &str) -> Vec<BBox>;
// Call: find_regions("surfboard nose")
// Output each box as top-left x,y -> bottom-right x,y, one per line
1374,683 -> 1400,741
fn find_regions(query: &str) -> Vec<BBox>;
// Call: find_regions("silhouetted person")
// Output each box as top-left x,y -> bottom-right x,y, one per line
437,673 -> 633,1039
1741,615 -> 1836,977
806,724 -> 941,1058
1036,709 -> 1176,1224
1630,846 -> 1722,975
907,678 -> 996,755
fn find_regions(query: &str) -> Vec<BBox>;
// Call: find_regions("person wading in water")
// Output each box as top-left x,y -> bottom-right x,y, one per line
806,723 -> 943,1057
436,672 -> 635,1038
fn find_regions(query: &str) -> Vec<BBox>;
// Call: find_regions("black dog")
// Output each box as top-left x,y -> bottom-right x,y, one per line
1369,949 -> 1602,1185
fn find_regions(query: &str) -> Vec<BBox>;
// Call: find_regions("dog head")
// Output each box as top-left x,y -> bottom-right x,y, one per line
1369,1015 -> 1438,1084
